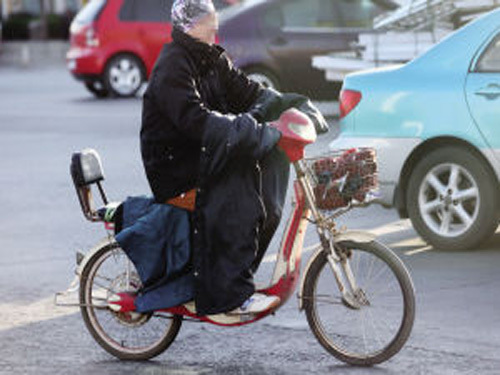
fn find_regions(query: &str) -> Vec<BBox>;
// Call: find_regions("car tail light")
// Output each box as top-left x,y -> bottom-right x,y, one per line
69,20 -> 82,35
339,89 -> 362,119
85,24 -> 100,47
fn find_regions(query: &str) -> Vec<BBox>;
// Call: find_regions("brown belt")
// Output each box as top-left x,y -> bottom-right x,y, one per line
166,188 -> 197,212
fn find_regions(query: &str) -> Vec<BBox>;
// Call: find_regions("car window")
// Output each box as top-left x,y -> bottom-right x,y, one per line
476,34 -> 500,72
271,0 -> 387,30
281,0 -> 331,28
74,0 -> 106,25
120,0 -> 173,23
261,5 -> 283,30
335,0 -> 387,28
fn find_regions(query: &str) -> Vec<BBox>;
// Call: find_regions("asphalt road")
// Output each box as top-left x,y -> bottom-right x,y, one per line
1,65 -> 500,375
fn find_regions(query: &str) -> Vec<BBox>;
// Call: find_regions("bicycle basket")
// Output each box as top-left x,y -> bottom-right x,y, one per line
304,148 -> 378,211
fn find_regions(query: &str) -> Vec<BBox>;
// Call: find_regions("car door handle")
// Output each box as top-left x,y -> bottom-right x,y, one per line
475,83 -> 500,99
270,36 -> 288,46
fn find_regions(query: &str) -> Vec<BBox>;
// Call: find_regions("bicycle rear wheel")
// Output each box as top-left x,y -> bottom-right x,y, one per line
80,242 -> 182,360
303,240 -> 415,366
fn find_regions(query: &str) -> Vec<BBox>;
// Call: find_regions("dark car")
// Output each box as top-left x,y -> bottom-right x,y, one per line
218,0 -> 398,100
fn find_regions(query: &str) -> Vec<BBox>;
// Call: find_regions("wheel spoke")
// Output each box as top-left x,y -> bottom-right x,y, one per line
453,204 -> 473,226
358,309 -> 369,355
81,244 -> 180,359
365,255 -> 377,289
365,260 -> 389,289
109,59 -> 141,95
439,210 -> 452,234
128,75 -> 135,86
354,251 -> 361,282
427,173 -> 446,195
94,273 -> 115,283
422,199 -> 442,214
454,187 -> 478,202
110,67 -> 121,79
448,165 -> 460,190
311,294 -> 343,305
306,242 -> 414,365
367,308 -> 385,350
419,161 -> 481,238
92,279 -> 118,295
371,281 -> 401,299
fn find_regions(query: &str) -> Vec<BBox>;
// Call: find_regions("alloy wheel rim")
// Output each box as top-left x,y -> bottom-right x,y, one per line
418,163 -> 480,238
108,58 -> 142,96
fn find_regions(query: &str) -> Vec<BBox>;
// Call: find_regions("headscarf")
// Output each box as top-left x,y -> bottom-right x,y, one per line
171,0 -> 216,33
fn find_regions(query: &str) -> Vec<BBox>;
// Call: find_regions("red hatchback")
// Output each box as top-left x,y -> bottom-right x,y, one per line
68,0 -> 235,97
67,0 -> 174,97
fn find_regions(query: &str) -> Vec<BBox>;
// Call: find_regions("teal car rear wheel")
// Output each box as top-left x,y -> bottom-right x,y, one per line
407,146 -> 499,250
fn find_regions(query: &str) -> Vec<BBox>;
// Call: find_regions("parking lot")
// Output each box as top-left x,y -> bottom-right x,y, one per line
1,64 -> 500,374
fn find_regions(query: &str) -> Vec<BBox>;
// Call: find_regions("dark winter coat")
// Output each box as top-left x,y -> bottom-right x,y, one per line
141,28 -> 329,315
141,29 -> 281,315
141,28 -> 265,203
115,196 -> 194,313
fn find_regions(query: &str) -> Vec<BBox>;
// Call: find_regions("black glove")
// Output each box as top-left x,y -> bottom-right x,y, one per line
295,98 -> 329,135
249,89 -> 329,135
248,88 -> 282,122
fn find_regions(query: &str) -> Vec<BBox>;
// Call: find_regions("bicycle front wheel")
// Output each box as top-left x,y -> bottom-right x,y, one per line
80,242 -> 182,360
303,240 -> 415,366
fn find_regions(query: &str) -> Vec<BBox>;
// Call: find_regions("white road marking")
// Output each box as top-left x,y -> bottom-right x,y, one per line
404,245 -> 433,256
0,296 -> 78,332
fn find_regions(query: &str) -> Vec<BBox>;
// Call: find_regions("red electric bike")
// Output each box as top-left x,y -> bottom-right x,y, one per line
57,109 -> 415,366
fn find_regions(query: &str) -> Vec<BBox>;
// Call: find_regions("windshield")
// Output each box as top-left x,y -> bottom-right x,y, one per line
221,0 -> 395,29
334,0 -> 390,28
279,0 -> 392,29
74,0 -> 106,25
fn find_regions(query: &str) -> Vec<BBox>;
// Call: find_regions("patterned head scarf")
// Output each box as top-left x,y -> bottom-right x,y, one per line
171,0 -> 216,33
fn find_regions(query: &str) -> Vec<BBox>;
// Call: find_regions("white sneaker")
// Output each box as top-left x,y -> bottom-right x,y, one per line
228,293 -> 280,315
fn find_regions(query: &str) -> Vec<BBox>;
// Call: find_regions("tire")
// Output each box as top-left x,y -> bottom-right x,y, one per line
80,242 -> 182,360
303,240 -> 415,366
103,54 -> 146,98
245,67 -> 280,90
406,146 -> 499,250
84,81 -> 109,98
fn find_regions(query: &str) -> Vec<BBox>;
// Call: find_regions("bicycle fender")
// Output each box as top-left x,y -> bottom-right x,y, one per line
334,230 -> 376,244
297,231 -> 376,311
76,237 -> 116,277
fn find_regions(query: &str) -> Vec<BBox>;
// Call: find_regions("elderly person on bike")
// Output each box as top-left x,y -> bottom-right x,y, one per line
112,0 -> 327,316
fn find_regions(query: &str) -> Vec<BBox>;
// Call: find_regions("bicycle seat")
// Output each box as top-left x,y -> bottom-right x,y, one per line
165,189 -> 197,212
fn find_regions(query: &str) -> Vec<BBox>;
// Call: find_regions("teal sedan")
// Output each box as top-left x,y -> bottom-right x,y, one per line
331,9 -> 500,250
